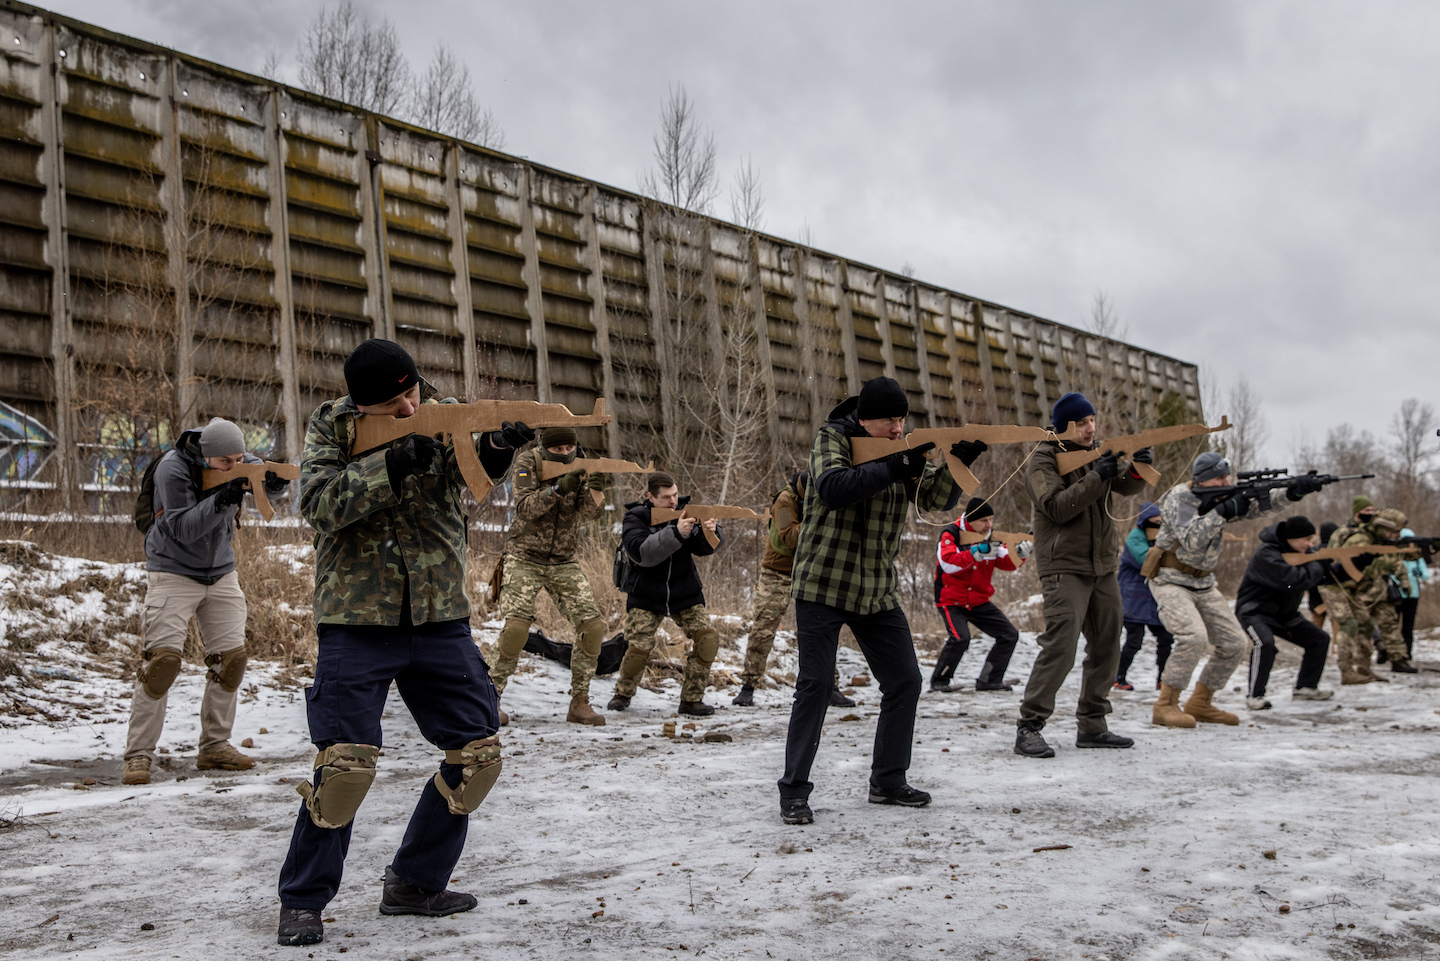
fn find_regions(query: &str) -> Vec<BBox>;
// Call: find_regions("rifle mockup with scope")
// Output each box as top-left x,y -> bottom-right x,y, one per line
1193,468 -> 1374,516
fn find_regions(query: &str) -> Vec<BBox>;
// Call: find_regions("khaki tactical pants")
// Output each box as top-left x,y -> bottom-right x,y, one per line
1320,580 -> 1396,675
493,557 -> 603,697
616,604 -> 715,702
1153,582 -> 1246,692
124,571 -> 247,759
1019,573 -> 1122,734
740,568 -> 792,687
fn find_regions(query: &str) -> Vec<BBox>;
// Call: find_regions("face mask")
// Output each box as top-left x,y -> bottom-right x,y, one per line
542,448 -> 578,465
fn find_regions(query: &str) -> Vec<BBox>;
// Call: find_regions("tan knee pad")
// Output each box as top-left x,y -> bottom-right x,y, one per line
619,647 -> 650,680
141,649 -> 182,700
693,628 -> 720,664
498,617 -> 533,658
204,646 -> 248,693
295,743 -> 378,829
434,736 -> 503,816
577,617 -> 605,658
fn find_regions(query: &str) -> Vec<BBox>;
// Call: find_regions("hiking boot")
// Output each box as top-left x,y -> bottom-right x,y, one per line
1358,666 -> 1389,683
1375,647 -> 1390,665
122,755 -> 151,785
1014,724 -> 1055,758
829,686 -> 856,708
1152,683 -> 1197,728
1292,687 -> 1334,700
1076,730 -> 1133,749
1113,679 -> 1135,691
732,685 -> 756,707
1183,682 -> 1239,725
379,866 -> 478,917
678,699 -> 714,717
1390,658 -> 1418,674
276,906 -> 323,946
974,679 -> 1013,692
566,694 -> 605,726
868,783 -> 932,807
929,680 -> 955,693
1340,670 -> 1374,685
1246,696 -> 1272,710
606,694 -> 631,711
780,797 -> 814,825
196,742 -> 256,771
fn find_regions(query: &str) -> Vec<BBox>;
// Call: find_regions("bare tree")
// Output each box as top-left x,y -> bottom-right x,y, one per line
638,85 -> 718,213
797,220 -> 814,247
296,1 -> 410,115
1087,289 -> 1129,341
1209,374 -> 1269,472
1389,398 -> 1437,490
260,49 -> 284,83
728,155 -> 765,231
900,262 -> 916,279
411,44 -> 506,149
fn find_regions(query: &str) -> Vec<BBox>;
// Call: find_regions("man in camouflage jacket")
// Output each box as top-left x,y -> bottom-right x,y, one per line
777,377 -> 969,825
1318,507 -> 1416,680
275,340 -> 528,947
490,426 -> 610,725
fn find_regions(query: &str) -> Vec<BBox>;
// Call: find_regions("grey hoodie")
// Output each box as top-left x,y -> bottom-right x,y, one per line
143,429 -> 260,581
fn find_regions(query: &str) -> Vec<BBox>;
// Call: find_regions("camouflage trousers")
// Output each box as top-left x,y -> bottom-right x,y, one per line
1153,582 -> 1246,692
1318,581 -> 1399,676
615,604 -> 717,703
740,568 -> 792,687
493,556 -> 603,697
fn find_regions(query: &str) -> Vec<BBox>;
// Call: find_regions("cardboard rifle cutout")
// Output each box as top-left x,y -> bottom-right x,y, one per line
851,423 -> 1084,494
1053,417 -> 1233,484
201,461 -> 301,521
540,457 -> 654,506
350,399 -> 611,502
650,505 -> 769,549
952,528 -> 1034,557
1283,543 -> 1416,582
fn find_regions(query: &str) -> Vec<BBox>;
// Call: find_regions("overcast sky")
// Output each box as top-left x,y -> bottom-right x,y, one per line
45,0 -> 1440,466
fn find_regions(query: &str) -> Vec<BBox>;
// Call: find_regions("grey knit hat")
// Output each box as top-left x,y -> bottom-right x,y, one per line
200,418 -> 246,457
1191,451 -> 1231,483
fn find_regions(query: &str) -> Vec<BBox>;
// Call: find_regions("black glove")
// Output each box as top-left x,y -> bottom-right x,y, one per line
556,466 -> 586,495
1287,473 -> 1325,501
887,442 -> 935,481
951,439 -> 988,468
263,470 -> 290,495
390,433 -> 445,479
586,472 -> 610,491
490,421 -> 536,450
213,478 -> 247,509
1093,451 -> 1120,481
1214,492 -> 1252,520
1131,448 -> 1153,465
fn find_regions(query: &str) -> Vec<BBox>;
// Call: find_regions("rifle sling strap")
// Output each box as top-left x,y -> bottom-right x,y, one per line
1158,549 -> 1211,579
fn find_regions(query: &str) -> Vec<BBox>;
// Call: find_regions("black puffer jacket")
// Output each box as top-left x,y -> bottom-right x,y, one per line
621,495 -> 724,615
1235,523 -> 1328,622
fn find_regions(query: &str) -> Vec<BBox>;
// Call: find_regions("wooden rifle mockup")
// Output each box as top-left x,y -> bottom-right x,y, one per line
540,457 -> 654,505
349,399 -> 611,502
201,461 -> 301,521
1282,544 -> 1414,582
1053,417 -> 1232,483
650,505 -> 769,549
851,423 -> 1083,493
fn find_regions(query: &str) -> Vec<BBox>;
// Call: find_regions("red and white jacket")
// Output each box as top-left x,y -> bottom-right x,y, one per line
933,515 -> 1018,609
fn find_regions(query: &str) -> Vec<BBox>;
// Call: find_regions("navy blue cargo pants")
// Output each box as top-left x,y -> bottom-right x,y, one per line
277,617 -> 499,909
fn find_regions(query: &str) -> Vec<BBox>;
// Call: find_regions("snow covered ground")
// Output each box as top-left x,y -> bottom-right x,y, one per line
3,546 -> 1440,959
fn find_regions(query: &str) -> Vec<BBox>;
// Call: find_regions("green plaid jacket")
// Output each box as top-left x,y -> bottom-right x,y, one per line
790,399 -> 959,614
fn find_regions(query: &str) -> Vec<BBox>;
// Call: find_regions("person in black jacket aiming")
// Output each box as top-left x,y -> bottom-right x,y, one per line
1234,515 -> 1335,710
608,472 -> 725,716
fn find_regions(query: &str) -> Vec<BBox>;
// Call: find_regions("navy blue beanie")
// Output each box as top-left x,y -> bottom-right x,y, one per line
1052,392 -> 1095,431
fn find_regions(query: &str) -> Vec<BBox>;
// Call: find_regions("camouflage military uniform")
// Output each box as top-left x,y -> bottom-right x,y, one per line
740,482 -> 803,688
1324,512 -> 1413,681
615,604 -> 717,702
490,448 -> 607,699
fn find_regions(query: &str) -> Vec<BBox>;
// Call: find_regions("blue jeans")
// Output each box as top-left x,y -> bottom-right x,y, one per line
277,618 -> 499,909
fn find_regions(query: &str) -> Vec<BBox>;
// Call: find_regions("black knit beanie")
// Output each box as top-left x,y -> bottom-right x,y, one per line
962,496 -> 994,522
1278,515 -> 1316,540
344,339 -> 420,406
857,376 -> 909,419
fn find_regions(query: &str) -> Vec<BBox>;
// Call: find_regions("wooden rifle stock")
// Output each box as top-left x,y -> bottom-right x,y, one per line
851,423 -> 1082,493
650,505 -> 769,549
350,399 -> 611,502
1053,416 -> 1232,483
201,461 -> 301,521
1282,544 -> 1412,582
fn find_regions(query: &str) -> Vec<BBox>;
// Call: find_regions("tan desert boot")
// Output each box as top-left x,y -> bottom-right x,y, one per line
1182,682 -> 1239,725
196,742 -> 256,770
122,755 -> 152,785
1340,669 -> 1373,685
1151,684 -> 1197,728
566,694 -> 606,726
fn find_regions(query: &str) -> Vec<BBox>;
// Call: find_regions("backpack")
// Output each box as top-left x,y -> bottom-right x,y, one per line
612,540 -> 641,593
133,449 -> 204,535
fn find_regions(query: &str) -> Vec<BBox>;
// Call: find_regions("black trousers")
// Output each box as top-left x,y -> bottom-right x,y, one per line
1116,620 -> 1174,685
930,602 -> 1020,685
1399,597 -> 1418,659
1239,613 -> 1330,698
779,600 -> 920,800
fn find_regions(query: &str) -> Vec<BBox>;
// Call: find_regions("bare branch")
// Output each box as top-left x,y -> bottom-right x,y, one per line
1087,289 -> 1129,341
638,85 -> 718,213
296,1 -> 410,115
728,155 -> 765,232
410,44 -> 506,150
260,49 -> 283,83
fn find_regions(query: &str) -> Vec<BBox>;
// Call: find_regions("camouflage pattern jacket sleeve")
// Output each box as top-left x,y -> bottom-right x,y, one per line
503,449 -> 603,565
1336,525 -> 1412,592
1153,481 -> 1284,590
300,394 -> 514,627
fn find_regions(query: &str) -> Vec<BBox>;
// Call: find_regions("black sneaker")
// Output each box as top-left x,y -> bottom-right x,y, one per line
1014,724 -> 1055,758
379,866 -> 478,917
868,783 -> 932,807
929,680 -> 955,693
1076,730 -> 1134,749
780,797 -> 814,825
732,685 -> 755,706
606,694 -> 631,711
678,699 -> 715,716
974,679 -> 1013,692
828,687 -> 856,708
277,907 -> 323,946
